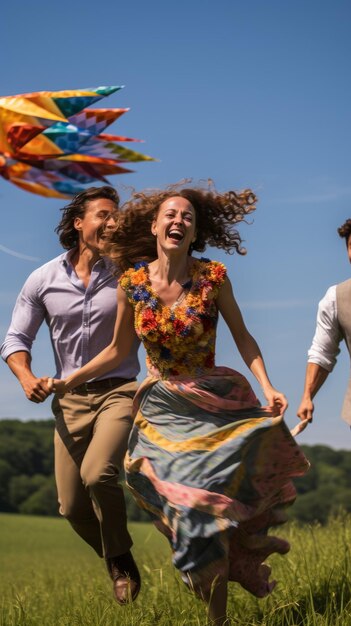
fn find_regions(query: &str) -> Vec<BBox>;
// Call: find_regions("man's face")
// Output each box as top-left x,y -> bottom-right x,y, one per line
74,198 -> 118,253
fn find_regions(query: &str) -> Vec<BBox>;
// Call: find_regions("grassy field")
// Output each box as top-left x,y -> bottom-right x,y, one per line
1,513 -> 351,625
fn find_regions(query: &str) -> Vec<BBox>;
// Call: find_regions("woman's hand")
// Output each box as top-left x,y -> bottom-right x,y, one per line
262,385 -> 288,417
47,377 -> 68,395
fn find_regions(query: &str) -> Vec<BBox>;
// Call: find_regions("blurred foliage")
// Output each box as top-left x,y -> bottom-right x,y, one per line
291,444 -> 351,524
0,419 -> 149,520
0,420 -> 350,524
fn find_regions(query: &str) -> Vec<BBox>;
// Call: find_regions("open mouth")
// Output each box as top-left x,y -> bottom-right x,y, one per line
98,228 -> 113,241
168,229 -> 184,243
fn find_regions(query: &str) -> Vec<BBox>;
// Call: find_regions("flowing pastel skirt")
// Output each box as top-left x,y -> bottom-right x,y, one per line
125,367 -> 309,596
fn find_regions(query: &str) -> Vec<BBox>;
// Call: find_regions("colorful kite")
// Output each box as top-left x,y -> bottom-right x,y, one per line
0,86 -> 154,198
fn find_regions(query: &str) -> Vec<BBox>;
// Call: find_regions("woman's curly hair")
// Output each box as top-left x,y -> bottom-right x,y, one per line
104,182 -> 257,271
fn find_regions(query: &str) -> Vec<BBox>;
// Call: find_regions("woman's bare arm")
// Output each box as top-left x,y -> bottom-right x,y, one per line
49,285 -> 136,393
217,277 -> 288,414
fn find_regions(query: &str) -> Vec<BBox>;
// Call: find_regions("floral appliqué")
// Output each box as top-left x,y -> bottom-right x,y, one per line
120,259 -> 227,378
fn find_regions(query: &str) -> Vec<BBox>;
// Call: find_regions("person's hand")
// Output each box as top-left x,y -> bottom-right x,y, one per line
297,396 -> 314,423
47,378 -> 68,395
263,385 -> 288,417
20,374 -> 52,403
290,396 -> 314,436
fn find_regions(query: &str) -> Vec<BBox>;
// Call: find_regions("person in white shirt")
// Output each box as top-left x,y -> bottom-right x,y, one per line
297,219 -> 351,426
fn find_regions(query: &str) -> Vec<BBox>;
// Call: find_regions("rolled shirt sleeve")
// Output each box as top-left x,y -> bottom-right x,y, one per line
307,285 -> 343,372
0,252 -> 140,380
0,269 -> 45,362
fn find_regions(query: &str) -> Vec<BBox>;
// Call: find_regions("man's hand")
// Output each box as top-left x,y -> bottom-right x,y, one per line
20,373 -> 52,403
290,395 -> 314,437
297,396 -> 314,423
6,352 -> 52,403
296,363 -> 329,426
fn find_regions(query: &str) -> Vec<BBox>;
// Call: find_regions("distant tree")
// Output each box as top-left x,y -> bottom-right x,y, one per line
0,459 -> 16,512
294,462 -> 318,495
19,476 -> 58,516
303,444 -> 342,467
0,420 -> 55,514
2,420 -> 351,524
317,462 -> 344,487
330,487 -> 351,516
0,420 -> 54,476
338,452 -> 351,487
290,486 -> 334,524
8,474 -> 48,509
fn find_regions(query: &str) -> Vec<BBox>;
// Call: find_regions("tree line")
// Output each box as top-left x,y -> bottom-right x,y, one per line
1,418 -> 350,523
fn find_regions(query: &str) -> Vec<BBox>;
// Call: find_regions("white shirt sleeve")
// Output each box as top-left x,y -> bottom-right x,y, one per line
307,285 -> 343,372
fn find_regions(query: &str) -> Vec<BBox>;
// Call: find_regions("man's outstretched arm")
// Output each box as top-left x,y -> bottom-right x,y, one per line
297,362 -> 330,423
297,286 -> 342,426
1,268 -> 51,403
6,351 -> 52,403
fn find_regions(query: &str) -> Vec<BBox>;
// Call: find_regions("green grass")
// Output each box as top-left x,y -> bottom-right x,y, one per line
1,513 -> 351,625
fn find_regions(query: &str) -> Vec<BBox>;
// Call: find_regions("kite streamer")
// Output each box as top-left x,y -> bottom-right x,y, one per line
0,86 -> 154,198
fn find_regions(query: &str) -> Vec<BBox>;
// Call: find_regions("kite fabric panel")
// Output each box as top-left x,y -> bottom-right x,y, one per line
0,86 -> 154,198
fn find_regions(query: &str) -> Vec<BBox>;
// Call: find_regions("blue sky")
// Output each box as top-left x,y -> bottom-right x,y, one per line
1,0 -> 351,448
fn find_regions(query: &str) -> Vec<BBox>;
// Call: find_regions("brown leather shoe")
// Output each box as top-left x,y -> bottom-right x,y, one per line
106,551 -> 141,604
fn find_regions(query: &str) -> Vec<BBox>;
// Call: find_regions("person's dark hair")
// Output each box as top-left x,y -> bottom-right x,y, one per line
55,186 -> 120,249
104,182 -> 257,271
338,219 -> 351,245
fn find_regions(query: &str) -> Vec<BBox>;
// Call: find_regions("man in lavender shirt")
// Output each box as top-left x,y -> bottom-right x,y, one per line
297,219 -> 351,430
1,186 -> 141,604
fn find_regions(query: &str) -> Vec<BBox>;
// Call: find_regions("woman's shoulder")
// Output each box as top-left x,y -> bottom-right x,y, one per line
193,257 -> 227,286
119,262 -> 149,291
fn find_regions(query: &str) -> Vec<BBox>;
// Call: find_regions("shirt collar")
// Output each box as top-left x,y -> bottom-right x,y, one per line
61,248 -> 109,270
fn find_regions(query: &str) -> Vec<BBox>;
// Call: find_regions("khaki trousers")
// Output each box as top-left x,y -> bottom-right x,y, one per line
52,380 -> 138,558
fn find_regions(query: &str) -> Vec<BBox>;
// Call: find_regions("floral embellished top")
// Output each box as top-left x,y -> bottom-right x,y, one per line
119,258 -> 227,379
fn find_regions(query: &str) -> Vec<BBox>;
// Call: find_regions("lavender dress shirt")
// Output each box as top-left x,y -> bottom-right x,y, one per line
0,250 -> 140,380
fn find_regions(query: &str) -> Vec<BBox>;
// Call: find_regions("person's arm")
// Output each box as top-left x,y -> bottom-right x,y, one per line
296,286 -> 341,425
1,270 -> 51,403
217,277 -> 288,415
297,363 -> 329,422
49,285 -> 135,394
6,351 -> 51,403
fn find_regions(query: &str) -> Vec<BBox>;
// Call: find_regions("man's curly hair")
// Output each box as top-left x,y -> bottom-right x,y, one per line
338,219 -> 351,244
55,186 -> 120,250
104,182 -> 257,271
